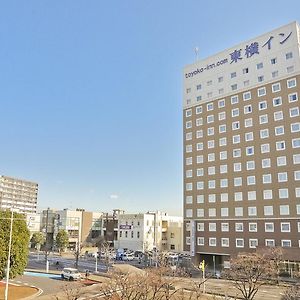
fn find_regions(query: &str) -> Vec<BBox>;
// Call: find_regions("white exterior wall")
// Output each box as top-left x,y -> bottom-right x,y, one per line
183,21 -> 300,108
26,213 -> 41,234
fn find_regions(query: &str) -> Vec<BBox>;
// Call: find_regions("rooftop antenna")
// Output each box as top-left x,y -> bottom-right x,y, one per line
194,47 -> 199,62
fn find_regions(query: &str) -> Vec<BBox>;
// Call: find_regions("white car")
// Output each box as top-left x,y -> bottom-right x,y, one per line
61,268 -> 81,281
122,253 -> 134,261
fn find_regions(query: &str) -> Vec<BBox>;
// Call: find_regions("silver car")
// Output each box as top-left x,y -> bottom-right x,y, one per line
61,268 -> 81,281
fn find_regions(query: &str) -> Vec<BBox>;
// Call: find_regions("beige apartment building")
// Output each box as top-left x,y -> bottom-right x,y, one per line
183,22 -> 300,268
0,175 -> 38,214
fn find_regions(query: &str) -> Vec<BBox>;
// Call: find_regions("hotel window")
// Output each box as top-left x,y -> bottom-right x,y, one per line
185,109 -> 192,117
244,80 -> 250,86
221,193 -> 228,202
220,151 -> 227,160
289,93 -> 298,102
245,132 -> 253,141
293,138 -> 300,148
281,240 -> 291,248
196,84 -> 202,90
259,114 -> 268,124
197,223 -> 204,231
271,57 -> 277,64
266,239 -> 275,247
265,223 -> 274,232
291,123 -> 300,133
221,208 -> 229,217
220,179 -> 228,188
185,170 -> 193,178
207,140 -> 215,149
220,164 -> 228,173
186,99 -> 191,105
287,66 -> 294,73
197,181 -> 204,190
234,192 -> 243,202
197,195 -> 204,203
185,121 -> 192,129
186,145 -> 193,153
278,172 -> 288,182
197,209 -> 204,217
244,105 -> 252,114
218,111 -> 226,121
208,194 -> 216,203
231,95 -> 239,104
219,124 -> 226,134
273,97 -> 282,106
249,223 -> 257,232
232,108 -> 239,117
247,175 -> 256,185
218,99 -> 225,108
197,237 -> 204,246
274,111 -> 283,121
287,78 -> 297,88
258,75 -> 264,82
279,188 -> 289,199
277,156 -> 287,166
222,238 -> 229,247
208,180 -> 215,189
207,115 -> 214,123
185,196 -> 193,204
295,171 -> 300,181
209,238 -> 216,247
260,129 -> 269,139
257,87 -> 266,97
246,146 -> 254,156
196,143 -> 203,151
243,67 -> 249,74
233,148 -> 241,158
208,153 -> 215,162
208,166 -> 215,175
272,82 -> 281,93
275,126 -> 284,135
272,71 -> 279,78
197,168 -> 204,176
232,121 -> 240,130
186,237 -> 191,245
264,206 -> 274,216
186,157 -> 192,165
209,223 -> 216,231
231,84 -> 237,91
259,101 -> 267,110
262,158 -> 271,168
235,207 -> 243,217
248,206 -> 257,216
196,96 -> 202,102
248,191 -> 256,201
234,177 -> 242,186
236,239 -> 244,248
207,80 -> 212,86
297,205 -> 300,214
249,239 -> 258,249
280,205 -> 290,216
185,209 -> 193,218
186,183 -> 193,191
196,130 -> 203,138
256,62 -> 263,69
294,154 -> 300,164
208,208 -> 216,217
263,174 -> 272,184
219,137 -> 227,146
286,52 -> 293,59
290,107 -> 299,117
186,88 -> 191,94
218,76 -> 223,83
207,127 -> 214,136
196,106 -> 202,114
235,223 -> 243,232
276,141 -> 285,151
231,72 -> 237,78
186,132 -> 192,140
246,160 -> 255,170
296,188 -> 300,198
196,155 -> 203,164
263,190 -> 273,200
243,91 -> 251,101
234,162 -> 242,172
207,103 -> 213,111
233,135 -> 240,144
245,118 -> 253,127
221,223 -> 229,231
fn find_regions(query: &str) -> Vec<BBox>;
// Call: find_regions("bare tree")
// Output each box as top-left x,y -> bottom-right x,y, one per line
53,283 -> 83,300
281,285 -> 300,300
225,253 -> 273,300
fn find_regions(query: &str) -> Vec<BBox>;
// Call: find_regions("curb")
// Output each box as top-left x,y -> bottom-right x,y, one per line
22,286 -> 43,300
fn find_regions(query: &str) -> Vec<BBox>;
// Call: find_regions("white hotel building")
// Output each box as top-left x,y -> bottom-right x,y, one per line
183,21 -> 300,268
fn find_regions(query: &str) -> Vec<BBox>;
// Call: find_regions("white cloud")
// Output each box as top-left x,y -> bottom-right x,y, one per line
109,194 -> 119,199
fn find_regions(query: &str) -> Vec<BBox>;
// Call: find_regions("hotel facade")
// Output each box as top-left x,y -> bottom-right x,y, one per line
183,22 -> 300,268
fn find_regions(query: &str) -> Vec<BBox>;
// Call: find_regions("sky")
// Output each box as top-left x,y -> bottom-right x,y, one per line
1,0 -> 300,215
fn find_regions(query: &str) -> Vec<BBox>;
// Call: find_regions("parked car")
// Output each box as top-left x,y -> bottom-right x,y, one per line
61,268 -> 81,281
122,253 -> 135,261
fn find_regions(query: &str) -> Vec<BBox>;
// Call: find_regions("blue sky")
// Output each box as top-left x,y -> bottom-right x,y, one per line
1,1 -> 300,215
